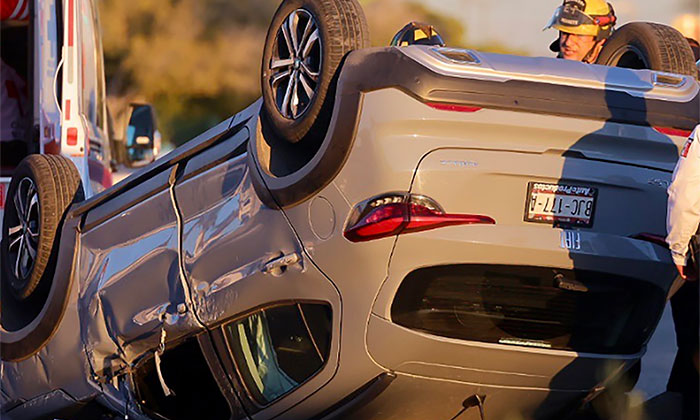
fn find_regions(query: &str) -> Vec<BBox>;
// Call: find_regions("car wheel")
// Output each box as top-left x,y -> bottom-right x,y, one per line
261,0 -> 369,144
1,155 -> 83,300
596,22 -> 697,78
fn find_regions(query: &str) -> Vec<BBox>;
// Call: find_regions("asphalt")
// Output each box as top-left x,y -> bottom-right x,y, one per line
629,303 -> 684,420
636,303 -> 677,400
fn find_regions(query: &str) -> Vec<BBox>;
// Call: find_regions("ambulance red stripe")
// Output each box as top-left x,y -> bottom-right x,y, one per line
68,0 -> 74,47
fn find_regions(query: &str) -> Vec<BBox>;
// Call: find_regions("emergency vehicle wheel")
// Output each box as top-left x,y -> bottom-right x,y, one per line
261,0 -> 369,144
596,22 -> 697,78
1,155 -> 83,300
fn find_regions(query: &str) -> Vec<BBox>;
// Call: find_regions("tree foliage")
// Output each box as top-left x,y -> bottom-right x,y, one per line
361,0 -> 464,47
100,0 -> 278,145
99,0 -> 472,145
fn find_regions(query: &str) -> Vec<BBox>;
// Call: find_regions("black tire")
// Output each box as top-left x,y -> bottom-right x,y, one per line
261,0 -> 369,144
1,155 -> 83,300
596,22 -> 697,78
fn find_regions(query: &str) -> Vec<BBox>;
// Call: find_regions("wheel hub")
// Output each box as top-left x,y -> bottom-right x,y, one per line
7,177 -> 40,284
269,8 -> 322,120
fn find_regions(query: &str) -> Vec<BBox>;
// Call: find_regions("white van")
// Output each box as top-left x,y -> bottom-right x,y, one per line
0,0 -> 157,232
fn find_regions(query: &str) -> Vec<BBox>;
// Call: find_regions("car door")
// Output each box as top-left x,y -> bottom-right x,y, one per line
59,0 -> 87,186
35,0 -> 61,154
77,0 -> 111,194
76,164 -> 204,381
60,0 -> 110,197
173,123 -> 342,419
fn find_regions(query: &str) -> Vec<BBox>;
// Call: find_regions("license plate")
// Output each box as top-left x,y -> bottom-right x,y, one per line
525,182 -> 597,227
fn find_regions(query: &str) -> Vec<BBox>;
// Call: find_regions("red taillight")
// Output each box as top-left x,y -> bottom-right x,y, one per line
406,203 -> 495,232
654,127 -> 692,138
345,203 -> 407,241
68,0 -> 74,47
344,193 -> 495,242
66,127 -> 78,146
426,102 -> 483,113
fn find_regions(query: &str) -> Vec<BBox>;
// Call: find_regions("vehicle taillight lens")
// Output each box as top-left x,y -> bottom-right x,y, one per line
344,193 -> 495,242
66,127 -> 78,146
653,127 -> 692,138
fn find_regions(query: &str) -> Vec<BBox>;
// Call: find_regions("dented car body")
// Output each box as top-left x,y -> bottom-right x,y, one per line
2,45 -> 699,420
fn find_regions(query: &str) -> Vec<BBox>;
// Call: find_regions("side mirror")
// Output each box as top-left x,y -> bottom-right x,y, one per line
125,103 -> 158,167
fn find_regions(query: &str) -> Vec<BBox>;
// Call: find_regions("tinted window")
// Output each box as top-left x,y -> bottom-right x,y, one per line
225,303 -> 332,405
126,106 -> 155,146
126,105 -> 155,162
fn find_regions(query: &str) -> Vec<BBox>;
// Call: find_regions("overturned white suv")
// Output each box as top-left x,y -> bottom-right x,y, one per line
1,0 -> 698,419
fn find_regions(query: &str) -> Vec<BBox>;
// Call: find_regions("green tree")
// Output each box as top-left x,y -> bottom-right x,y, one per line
361,0 -> 526,54
361,0 -> 464,46
99,0 -> 521,146
100,0 -> 278,145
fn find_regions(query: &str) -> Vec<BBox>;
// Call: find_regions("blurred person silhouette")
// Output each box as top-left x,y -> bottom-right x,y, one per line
667,124 -> 700,420
545,0 -> 617,63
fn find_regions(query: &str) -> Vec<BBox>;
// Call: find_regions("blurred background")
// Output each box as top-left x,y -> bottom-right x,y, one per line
98,0 -> 700,150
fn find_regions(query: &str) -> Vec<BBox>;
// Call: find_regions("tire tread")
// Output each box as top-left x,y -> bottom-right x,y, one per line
597,22 -> 697,78
1,155 -> 83,299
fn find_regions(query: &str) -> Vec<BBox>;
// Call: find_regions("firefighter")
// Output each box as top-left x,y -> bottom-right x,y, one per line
545,0 -> 617,63
666,125 -> 700,420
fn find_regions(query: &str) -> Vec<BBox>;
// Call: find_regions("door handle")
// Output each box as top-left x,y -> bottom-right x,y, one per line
262,252 -> 301,276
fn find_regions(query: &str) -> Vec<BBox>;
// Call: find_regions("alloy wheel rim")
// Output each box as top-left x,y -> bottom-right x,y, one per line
269,9 -> 322,120
7,177 -> 40,284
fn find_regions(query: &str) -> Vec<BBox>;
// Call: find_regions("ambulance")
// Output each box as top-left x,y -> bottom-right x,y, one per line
0,0 -> 157,232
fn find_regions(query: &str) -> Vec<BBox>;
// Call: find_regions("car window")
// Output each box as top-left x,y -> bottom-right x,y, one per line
224,303 -> 332,405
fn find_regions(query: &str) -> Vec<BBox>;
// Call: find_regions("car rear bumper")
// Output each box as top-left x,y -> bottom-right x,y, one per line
359,224 -> 674,416
363,314 -> 638,419
374,224 -> 676,317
